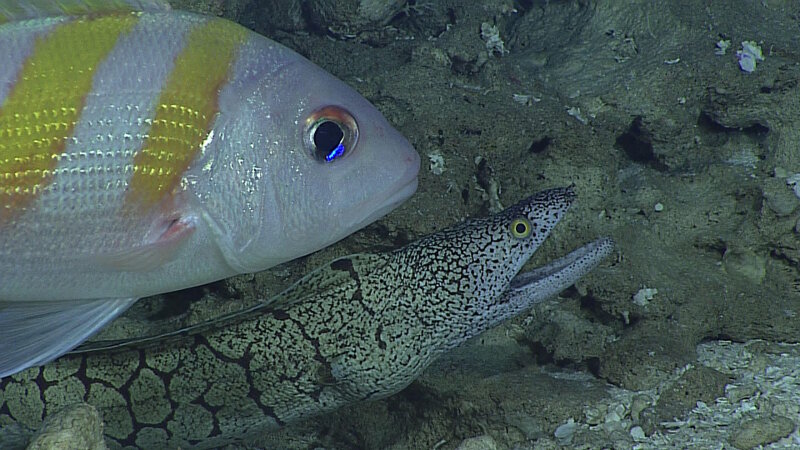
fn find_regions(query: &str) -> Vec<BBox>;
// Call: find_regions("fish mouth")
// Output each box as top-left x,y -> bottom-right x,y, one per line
509,237 -> 615,292
347,154 -> 420,230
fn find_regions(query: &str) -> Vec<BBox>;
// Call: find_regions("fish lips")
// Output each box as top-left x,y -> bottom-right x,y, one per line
344,151 -> 420,231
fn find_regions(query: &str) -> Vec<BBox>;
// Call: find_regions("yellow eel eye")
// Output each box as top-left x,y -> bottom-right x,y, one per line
510,218 -> 531,239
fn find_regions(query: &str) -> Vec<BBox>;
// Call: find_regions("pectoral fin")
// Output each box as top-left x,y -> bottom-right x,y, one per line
0,297 -> 137,378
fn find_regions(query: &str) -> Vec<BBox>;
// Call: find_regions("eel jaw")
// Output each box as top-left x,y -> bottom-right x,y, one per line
505,237 -> 615,309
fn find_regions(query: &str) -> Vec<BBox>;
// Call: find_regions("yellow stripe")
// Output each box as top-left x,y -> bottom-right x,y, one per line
0,15 -> 138,218
126,18 -> 249,210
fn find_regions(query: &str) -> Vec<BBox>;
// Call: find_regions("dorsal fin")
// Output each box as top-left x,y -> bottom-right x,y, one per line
269,253 -> 391,310
73,253 -> 393,353
0,0 -> 170,22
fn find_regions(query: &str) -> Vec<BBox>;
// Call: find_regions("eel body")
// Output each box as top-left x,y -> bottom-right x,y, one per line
0,187 -> 613,449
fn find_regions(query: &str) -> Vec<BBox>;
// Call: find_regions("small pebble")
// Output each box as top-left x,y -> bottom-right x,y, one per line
633,288 -> 658,306
630,394 -> 651,421
774,166 -> 789,178
585,404 -> 607,425
554,418 -> 578,444
428,151 -> 445,175
455,434 -> 498,450
736,41 -> 764,73
26,403 -> 106,450
630,425 -> 646,442
715,39 -> 731,55
725,384 -> 757,404
729,415 -> 795,450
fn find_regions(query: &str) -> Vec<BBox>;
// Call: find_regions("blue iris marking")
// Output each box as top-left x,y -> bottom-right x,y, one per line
324,143 -> 346,162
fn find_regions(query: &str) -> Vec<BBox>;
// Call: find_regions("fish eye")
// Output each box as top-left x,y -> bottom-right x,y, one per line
304,106 -> 359,163
510,218 -> 531,239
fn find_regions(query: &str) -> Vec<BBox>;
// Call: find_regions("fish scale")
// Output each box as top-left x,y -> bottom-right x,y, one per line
0,186 -> 613,449
0,0 -> 420,378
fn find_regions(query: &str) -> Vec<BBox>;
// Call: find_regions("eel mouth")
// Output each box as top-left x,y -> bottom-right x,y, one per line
509,237 -> 615,292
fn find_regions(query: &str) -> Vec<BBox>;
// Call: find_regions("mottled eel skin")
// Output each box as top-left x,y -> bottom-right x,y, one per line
0,187 -> 613,449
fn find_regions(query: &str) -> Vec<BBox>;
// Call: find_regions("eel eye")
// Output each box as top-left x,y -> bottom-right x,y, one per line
304,106 -> 359,163
510,218 -> 531,239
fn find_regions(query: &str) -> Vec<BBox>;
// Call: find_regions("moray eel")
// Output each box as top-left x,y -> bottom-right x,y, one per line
0,187 -> 613,449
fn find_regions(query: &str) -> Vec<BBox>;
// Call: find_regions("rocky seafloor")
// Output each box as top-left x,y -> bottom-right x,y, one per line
14,0 -> 800,448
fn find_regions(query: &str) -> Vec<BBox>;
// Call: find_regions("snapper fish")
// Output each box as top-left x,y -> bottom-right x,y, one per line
0,0 -> 420,378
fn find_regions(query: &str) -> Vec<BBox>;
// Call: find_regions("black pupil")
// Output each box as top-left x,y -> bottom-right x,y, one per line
314,121 -> 344,159
515,222 -> 527,234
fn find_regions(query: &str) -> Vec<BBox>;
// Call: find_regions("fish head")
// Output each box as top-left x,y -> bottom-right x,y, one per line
204,43 -> 419,272
446,187 -> 578,305
406,187 -> 577,353
326,187 -> 613,398
426,186 -> 614,350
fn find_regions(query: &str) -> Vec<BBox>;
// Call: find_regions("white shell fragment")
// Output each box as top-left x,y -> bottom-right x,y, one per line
554,418 -> 578,444
553,340 -> 800,448
428,151 -> 445,175
512,93 -> 540,106
715,39 -> 730,55
480,22 -> 507,55
567,106 -> 588,124
736,40 -> 764,73
633,287 -> 658,306
785,173 -> 800,199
